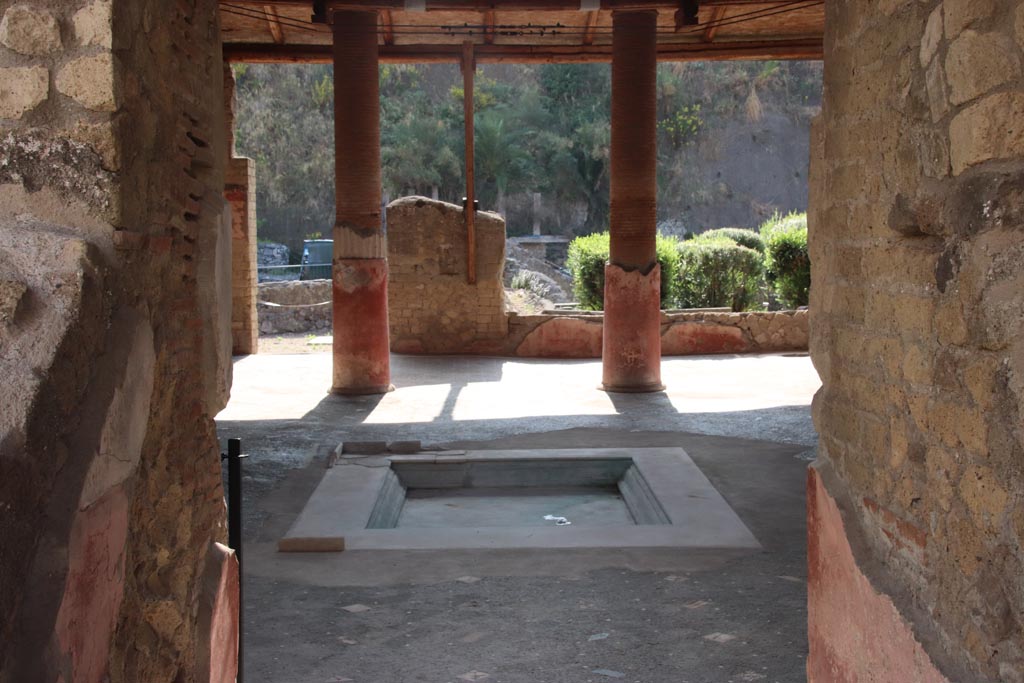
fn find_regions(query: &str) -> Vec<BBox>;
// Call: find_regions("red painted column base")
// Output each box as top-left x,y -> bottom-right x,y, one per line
332,257 -> 393,394
601,262 -> 664,392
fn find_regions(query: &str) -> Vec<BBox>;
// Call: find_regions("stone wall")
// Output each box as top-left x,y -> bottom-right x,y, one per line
257,280 -> 331,335
809,1 -> 1024,680
0,1 -> 236,682
387,196 -> 508,354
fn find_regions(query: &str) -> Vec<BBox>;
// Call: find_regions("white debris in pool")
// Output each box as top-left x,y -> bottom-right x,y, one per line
543,515 -> 571,526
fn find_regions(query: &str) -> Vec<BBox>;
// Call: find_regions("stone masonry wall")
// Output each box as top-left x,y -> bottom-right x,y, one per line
387,196 -> 508,354
0,1 -> 236,682
809,1 -> 1024,680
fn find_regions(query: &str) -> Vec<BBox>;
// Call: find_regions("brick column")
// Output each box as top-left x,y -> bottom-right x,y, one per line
331,10 -> 392,394
224,64 -> 258,355
225,159 -> 258,355
602,10 -> 663,393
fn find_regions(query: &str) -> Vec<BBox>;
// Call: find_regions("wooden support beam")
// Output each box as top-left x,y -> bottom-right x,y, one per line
582,10 -> 599,46
305,0 -> 795,9
703,6 -> 726,41
483,10 -> 495,43
224,37 -> 824,63
381,9 -> 395,44
224,0 -> 802,8
263,4 -> 285,43
461,41 -> 477,285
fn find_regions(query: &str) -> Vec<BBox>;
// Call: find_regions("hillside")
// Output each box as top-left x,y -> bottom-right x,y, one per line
233,60 -> 822,258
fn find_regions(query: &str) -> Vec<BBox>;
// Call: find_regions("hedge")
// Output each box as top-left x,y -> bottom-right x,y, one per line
696,227 -> 765,253
566,232 -> 681,310
676,237 -> 764,312
761,212 -> 810,308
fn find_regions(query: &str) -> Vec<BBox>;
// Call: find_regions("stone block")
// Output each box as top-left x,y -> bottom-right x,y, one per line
958,465 -> 1008,527
925,59 -> 950,122
0,278 -> 27,324
949,92 -> 1024,174
73,0 -> 113,49
1017,3 -> 1024,51
944,30 -> 1021,106
920,4 -> 944,67
0,4 -> 61,55
943,0 -> 995,38
79,314 -> 155,508
0,65 -> 48,120
57,54 -> 117,112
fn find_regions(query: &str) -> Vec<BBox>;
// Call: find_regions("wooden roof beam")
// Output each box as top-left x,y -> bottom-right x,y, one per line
224,37 -> 823,63
381,9 -> 394,44
483,10 -> 495,43
224,0 -> 800,10
703,6 -> 725,41
263,4 -> 285,43
582,10 -> 599,46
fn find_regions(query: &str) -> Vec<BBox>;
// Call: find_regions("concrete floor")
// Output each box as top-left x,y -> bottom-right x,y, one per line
216,352 -> 821,683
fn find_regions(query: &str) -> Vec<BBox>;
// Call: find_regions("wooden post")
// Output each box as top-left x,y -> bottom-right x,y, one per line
462,41 -> 477,285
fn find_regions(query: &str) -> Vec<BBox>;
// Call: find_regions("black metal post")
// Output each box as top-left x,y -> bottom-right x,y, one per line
224,438 -> 244,683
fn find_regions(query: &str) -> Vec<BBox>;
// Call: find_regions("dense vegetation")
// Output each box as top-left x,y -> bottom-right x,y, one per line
566,233 -> 682,310
233,61 -> 821,255
762,212 -> 812,308
567,212 -> 809,312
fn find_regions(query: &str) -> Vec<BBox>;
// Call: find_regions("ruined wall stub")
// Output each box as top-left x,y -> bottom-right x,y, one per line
387,196 -> 508,354
809,1 -> 1024,680
0,1 -> 235,681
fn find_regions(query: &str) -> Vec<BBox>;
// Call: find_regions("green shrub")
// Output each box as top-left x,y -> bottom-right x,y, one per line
676,238 -> 765,312
761,212 -> 810,308
566,232 -> 610,310
566,232 -> 681,311
696,227 -> 765,253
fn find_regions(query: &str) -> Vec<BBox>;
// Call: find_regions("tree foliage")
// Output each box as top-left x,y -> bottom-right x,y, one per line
233,61 -> 821,255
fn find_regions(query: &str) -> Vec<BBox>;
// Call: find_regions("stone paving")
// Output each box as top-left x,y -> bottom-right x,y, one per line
216,352 -> 820,683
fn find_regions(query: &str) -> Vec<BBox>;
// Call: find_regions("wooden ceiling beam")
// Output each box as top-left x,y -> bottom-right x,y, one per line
224,37 -> 822,63
582,10 -> 599,46
483,10 -> 495,44
381,8 -> 394,44
221,0 -> 810,10
263,4 -> 285,43
703,6 -> 726,41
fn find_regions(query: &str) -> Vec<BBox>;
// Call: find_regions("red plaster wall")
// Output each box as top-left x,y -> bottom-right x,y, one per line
54,488 -> 129,683
515,317 -> 603,358
661,322 -> 747,355
807,467 -> 949,683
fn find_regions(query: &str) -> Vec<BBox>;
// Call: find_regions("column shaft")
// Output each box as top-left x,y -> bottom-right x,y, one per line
332,11 -> 392,394
602,10 -> 663,392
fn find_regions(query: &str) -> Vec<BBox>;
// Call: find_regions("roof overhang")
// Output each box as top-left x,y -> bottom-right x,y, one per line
220,1 -> 824,63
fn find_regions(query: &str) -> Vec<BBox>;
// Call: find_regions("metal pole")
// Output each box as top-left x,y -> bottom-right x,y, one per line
225,438 -> 244,683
